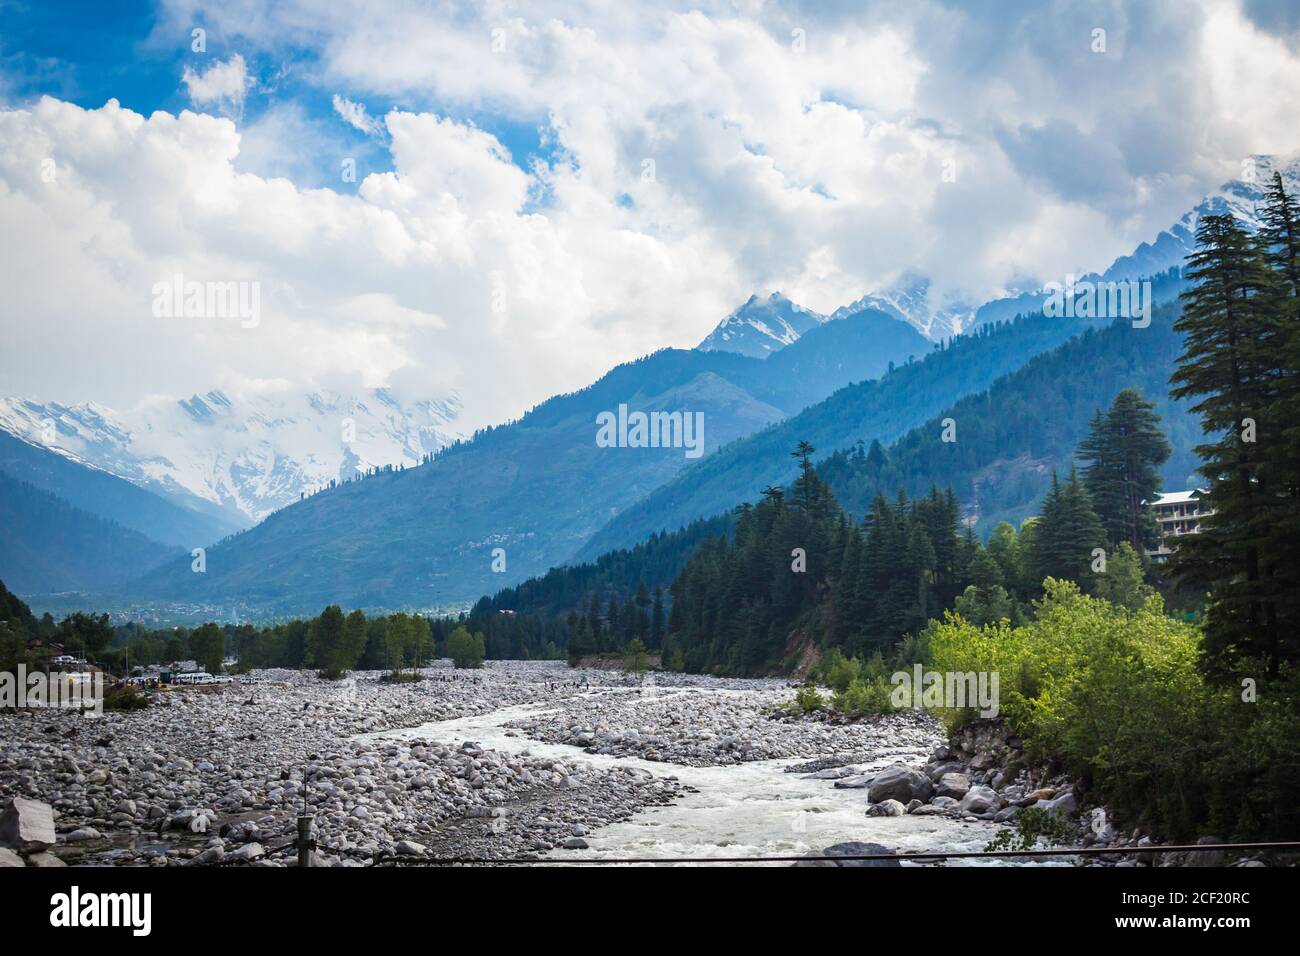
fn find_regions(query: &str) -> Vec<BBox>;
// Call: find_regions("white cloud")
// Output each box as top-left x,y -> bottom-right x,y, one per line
331,94 -> 382,136
4,0 -> 1300,436
181,53 -> 251,114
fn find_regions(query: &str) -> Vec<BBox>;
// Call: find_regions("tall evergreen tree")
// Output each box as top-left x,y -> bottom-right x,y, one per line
1257,172 -> 1300,665
1028,469 -> 1106,588
1169,212 -> 1288,677
1077,388 -> 1172,551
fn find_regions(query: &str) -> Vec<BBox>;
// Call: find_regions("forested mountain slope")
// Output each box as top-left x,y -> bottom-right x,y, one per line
128,309 -> 925,614
0,429 -> 239,548
0,472 -> 179,594
575,269 -> 1188,560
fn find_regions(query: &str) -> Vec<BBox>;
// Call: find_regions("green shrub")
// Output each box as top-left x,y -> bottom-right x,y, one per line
818,648 -> 861,693
447,626 -> 486,669
103,684 -> 150,712
832,675 -> 896,717
929,579 -> 1300,840
794,685 -> 824,713
986,806 -> 1074,852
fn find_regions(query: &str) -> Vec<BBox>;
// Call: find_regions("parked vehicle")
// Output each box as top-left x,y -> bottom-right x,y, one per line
174,672 -> 216,685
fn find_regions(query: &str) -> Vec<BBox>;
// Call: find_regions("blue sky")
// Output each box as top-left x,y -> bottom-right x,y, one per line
0,0 -> 550,190
1,0 -> 1299,431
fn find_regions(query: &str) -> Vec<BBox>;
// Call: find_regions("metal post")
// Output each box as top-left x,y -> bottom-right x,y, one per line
297,814 -> 315,868
298,762 -> 314,867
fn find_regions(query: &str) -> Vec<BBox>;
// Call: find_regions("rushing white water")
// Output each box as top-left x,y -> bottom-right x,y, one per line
366,684 -> 1051,866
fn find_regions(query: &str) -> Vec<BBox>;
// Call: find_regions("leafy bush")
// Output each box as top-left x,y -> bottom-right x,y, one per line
985,806 -> 1074,852
103,684 -> 150,712
929,579 -> 1300,839
818,648 -> 861,693
831,675 -> 896,716
447,626 -> 486,669
794,685 -> 824,713
622,638 -> 648,677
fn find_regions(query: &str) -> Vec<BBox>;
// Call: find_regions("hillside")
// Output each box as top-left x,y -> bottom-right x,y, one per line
479,295 -> 1195,630
0,472 -> 179,594
819,299 -> 1198,533
0,429 -> 241,548
481,512 -> 733,619
127,309 -> 926,615
575,268 -> 1188,561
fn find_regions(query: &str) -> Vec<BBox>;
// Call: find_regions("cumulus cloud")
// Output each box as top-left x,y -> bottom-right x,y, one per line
182,53 -> 251,113
3,0 -> 1300,434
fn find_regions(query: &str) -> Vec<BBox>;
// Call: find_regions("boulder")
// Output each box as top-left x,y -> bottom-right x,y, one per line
957,785 -> 999,814
0,798 -> 56,852
561,837 -> 588,850
395,840 -> 427,856
794,841 -> 900,868
867,765 -> 934,804
26,851 -> 67,868
805,766 -> 859,780
227,842 -> 264,862
0,847 -> 24,867
1017,787 -> 1056,807
1044,791 -> 1078,817
1089,808 -> 1116,843
935,772 -> 971,799
969,751 -> 996,770
866,799 -> 906,817
924,760 -> 964,783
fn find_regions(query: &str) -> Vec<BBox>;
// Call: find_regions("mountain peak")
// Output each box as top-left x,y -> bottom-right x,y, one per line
696,292 -> 825,358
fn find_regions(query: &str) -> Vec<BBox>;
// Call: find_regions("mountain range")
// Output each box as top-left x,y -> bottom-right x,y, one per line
0,387 -> 464,528
4,155 -> 1296,617
119,307 -> 930,615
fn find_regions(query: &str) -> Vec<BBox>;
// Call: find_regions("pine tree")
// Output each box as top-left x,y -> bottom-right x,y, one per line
1028,469 -> 1105,588
1257,172 -> 1300,666
1077,388 -> 1171,551
650,586 -> 665,650
1169,213 -> 1287,677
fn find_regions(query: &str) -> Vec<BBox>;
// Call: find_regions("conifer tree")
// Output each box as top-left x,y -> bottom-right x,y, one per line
1077,388 -> 1171,551
1170,212 -> 1288,676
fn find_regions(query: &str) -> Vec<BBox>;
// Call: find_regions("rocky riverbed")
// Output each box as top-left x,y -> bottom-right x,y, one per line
0,663 -> 692,866
503,681 -> 941,766
6,660 -> 1242,867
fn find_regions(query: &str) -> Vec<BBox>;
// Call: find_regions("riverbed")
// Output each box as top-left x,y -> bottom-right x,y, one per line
365,680 -> 1017,865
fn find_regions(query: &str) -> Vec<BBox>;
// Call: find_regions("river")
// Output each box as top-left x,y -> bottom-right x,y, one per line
367,683 -> 1046,866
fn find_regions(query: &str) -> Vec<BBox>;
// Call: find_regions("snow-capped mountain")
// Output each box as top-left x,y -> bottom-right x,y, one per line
0,388 -> 464,525
1100,153 -> 1300,285
694,156 -> 1300,362
696,292 -> 826,357
830,273 -> 974,342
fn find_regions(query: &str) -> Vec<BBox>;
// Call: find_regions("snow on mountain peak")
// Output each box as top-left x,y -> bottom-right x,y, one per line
0,388 -> 465,525
697,291 -> 826,358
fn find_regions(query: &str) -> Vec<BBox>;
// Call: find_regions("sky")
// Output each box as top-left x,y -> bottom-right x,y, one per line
1,0 -> 1299,432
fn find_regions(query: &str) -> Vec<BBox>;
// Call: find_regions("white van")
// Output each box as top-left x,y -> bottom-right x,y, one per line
175,672 -> 215,685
